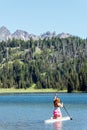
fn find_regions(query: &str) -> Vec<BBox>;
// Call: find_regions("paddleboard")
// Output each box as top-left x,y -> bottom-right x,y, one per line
44,116 -> 70,124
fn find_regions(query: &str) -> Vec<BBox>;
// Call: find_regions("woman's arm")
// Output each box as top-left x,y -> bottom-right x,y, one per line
58,102 -> 63,107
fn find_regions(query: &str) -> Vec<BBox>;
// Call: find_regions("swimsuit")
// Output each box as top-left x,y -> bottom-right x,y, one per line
53,107 -> 62,118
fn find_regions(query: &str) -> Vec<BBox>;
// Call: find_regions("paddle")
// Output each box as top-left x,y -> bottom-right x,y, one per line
63,104 -> 73,120
55,93 -> 73,120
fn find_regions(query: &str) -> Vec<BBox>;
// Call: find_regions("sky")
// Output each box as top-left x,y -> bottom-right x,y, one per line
0,0 -> 87,38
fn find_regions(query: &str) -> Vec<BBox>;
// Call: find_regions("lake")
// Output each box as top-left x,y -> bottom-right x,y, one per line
0,93 -> 87,130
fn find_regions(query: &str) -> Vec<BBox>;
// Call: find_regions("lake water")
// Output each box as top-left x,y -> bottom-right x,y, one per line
0,93 -> 87,130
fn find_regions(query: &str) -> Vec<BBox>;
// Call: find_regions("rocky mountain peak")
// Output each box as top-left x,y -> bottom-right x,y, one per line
58,32 -> 71,38
0,26 -> 10,35
41,31 -> 56,39
12,30 -> 29,40
0,26 -> 71,42
0,26 -> 11,41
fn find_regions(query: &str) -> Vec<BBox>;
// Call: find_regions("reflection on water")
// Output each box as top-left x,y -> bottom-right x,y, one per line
53,121 -> 62,130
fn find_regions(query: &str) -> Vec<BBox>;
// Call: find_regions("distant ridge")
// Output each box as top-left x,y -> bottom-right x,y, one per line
0,26 -> 71,41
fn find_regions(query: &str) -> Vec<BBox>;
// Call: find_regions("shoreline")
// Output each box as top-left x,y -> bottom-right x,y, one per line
0,88 -> 85,95
0,88 -> 67,94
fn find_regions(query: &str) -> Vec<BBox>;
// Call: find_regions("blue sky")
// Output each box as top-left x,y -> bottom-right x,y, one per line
0,0 -> 87,38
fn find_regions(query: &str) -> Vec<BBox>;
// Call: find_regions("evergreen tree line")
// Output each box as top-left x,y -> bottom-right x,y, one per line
0,36 -> 87,92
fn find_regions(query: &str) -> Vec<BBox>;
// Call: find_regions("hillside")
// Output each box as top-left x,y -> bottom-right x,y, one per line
0,34 -> 87,92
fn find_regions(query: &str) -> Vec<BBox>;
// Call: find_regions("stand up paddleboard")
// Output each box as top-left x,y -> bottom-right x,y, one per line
44,116 -> 70,124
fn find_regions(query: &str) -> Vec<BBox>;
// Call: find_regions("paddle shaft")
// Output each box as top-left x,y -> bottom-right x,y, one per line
63,104 -> 72,120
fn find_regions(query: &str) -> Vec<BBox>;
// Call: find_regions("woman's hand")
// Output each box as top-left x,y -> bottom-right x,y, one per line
61,103 -> 63,107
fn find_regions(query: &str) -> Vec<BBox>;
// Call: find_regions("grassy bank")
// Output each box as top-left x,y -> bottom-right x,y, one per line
0,87 -> 67,94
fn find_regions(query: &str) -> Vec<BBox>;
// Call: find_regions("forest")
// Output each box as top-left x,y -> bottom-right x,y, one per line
0,36 -> 87,92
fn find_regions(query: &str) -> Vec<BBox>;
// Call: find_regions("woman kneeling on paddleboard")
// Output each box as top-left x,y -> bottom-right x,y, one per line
53,96 -> 63,119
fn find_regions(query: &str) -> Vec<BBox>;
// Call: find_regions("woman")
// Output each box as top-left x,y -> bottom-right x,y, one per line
53,96 -> 63,119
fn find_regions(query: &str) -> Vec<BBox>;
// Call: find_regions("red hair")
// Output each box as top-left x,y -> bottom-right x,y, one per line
54,98 -> 60,107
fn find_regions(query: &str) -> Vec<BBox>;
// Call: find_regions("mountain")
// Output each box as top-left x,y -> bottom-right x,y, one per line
12,30 -> 30,41
41,31 -> 56,39
0,26 -> 11,41
58,32 -> 71,38
0,26 -> 71,41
